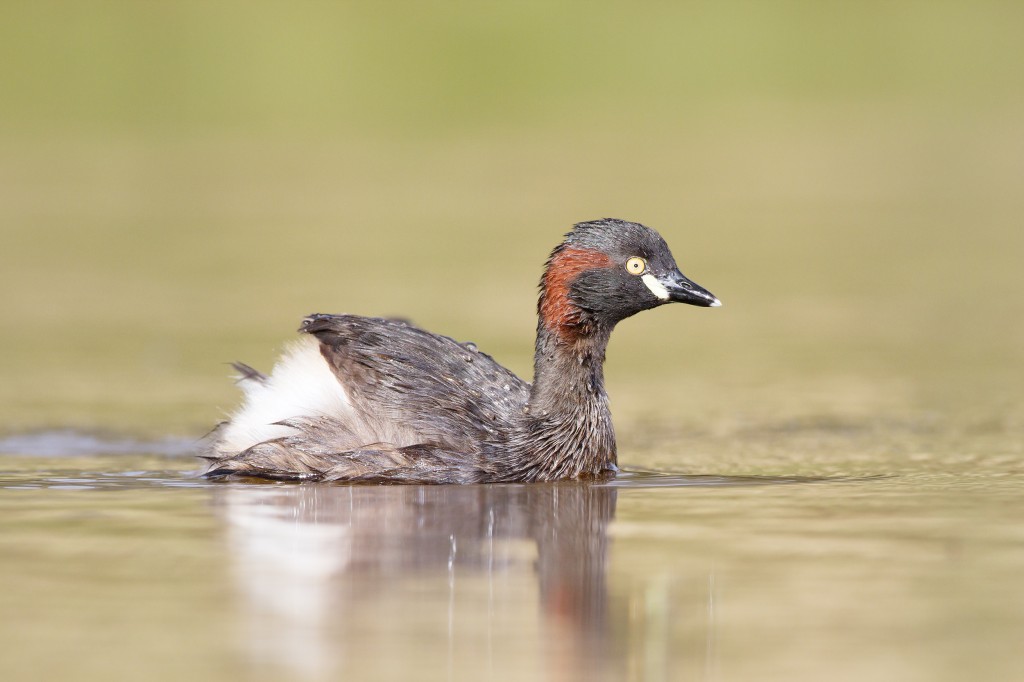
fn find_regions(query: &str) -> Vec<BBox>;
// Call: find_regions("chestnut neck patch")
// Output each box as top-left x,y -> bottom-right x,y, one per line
539,247 -> 613,340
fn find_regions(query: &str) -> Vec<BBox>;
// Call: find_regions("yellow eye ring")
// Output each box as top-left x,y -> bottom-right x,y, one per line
625,257 -> 647,275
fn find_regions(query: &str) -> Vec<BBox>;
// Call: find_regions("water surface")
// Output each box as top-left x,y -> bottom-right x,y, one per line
1,432 -> 1021,682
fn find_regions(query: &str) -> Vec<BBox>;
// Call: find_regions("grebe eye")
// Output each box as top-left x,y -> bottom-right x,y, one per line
625,257 -> 647,275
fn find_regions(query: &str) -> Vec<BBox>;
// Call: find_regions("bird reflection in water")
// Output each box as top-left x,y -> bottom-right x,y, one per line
214,482 -> 629,680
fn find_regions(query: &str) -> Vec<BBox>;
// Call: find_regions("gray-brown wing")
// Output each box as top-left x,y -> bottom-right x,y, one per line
300,314 -> 530,451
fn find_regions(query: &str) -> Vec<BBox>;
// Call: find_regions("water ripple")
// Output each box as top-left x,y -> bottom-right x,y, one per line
0,430 -> 197,458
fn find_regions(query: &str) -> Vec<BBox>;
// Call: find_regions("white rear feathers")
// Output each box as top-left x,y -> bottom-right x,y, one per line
217,336 -> 353,455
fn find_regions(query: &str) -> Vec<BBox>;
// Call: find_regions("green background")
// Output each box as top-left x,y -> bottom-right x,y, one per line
1,1 -> 1021,443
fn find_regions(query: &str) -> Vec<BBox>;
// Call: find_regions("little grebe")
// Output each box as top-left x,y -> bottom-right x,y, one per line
203,218 -> 719,483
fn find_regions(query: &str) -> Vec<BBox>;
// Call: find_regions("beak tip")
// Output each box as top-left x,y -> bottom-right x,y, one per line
709,298 -> 722,308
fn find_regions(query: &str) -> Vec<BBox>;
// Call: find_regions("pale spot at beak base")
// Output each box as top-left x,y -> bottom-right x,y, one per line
641,274 -> 670,301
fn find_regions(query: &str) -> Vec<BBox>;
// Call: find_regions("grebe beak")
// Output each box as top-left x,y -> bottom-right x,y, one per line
647,268 -> 721,307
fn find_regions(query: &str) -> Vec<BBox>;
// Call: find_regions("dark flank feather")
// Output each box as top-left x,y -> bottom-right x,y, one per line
230,362 -> 268,384
205,423 -> 490,484
301,314 -> 529,449
203,315 -> 532,482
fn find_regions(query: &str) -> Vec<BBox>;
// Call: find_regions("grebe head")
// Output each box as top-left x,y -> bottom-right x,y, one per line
539,218 -> 720,339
